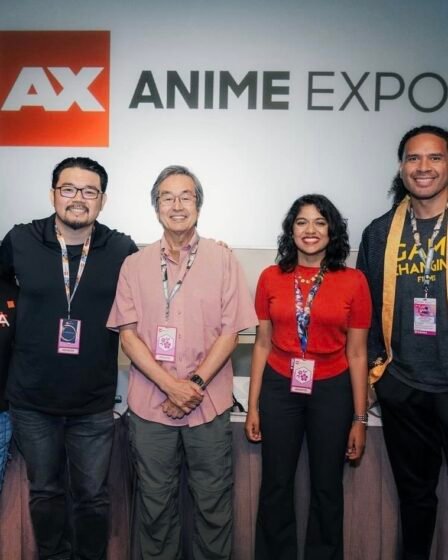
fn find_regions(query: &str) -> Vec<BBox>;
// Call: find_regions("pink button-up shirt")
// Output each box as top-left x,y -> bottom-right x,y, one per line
107,232 -> 257,427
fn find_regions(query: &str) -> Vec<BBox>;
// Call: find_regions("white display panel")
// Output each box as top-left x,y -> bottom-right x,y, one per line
1,0 -> 447,248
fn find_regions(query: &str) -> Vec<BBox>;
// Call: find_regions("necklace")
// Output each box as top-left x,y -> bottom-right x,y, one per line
296,273 -> 317,285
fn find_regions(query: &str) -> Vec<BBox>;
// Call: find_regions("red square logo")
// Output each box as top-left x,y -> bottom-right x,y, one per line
0,31 -> 110,147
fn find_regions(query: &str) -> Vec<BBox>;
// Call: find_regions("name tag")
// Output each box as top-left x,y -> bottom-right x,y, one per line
155,325 -> 177,362
57,318 -> 81,354
414,298 -> 437,336
290,358 -> 315,395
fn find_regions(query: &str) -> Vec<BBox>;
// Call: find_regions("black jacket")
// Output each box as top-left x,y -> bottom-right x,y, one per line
356,206 -> 396,369
0,215 -> 138,415
0,274 -> 18,411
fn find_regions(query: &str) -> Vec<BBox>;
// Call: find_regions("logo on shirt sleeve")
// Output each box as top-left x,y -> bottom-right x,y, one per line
0,313 -> 10,327
0,31 -> 110,146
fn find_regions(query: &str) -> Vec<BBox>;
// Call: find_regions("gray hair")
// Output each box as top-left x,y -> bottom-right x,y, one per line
151,165 -> 204,211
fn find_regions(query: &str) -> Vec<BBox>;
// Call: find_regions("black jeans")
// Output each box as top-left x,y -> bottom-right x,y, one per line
375,371 -> 448,560
255,365 -> 353,560
10,406 -> 114,560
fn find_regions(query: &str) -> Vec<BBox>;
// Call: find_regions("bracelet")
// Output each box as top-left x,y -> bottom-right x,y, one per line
190,373 -> 206,389
353,413 -> 368,425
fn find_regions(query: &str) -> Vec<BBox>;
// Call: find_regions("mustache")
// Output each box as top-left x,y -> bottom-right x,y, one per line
66,203 -> 89,211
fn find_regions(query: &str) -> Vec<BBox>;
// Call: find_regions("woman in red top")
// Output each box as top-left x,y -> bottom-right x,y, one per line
245,194 -> 371,560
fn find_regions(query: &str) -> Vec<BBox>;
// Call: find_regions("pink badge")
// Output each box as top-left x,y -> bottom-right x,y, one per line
290,358 -> 315,395
155,325 -> 177,362
57,318 -> 81,355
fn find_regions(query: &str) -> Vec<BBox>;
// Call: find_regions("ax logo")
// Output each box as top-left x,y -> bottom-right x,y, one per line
0,31 -> 110,147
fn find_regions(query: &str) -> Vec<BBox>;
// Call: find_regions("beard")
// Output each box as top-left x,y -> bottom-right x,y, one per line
59,204 -> 95,230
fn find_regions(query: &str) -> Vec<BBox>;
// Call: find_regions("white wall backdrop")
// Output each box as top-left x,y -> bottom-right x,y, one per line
1,0 -> 448,248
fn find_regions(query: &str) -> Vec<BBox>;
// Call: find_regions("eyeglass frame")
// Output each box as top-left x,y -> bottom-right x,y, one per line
157,192 -> 198,207
53,185 -> 104,200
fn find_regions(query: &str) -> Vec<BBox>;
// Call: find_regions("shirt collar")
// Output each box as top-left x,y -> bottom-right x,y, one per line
161,230 -> 199,259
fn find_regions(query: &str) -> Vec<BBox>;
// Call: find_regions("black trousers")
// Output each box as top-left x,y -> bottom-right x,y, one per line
375,370 -> 448,560
255,365 -> 353,560
10,407 -> 114,560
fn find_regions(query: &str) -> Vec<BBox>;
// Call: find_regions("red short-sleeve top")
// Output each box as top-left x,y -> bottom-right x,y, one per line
255,265 -> 372,380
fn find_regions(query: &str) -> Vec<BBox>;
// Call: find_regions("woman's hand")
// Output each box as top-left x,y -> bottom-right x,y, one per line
345,422 -> 366,461
245,409 -> 262,442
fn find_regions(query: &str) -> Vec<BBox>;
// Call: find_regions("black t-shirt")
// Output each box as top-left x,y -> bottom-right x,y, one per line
0,275 -> 18,411
0,215 -> 138,415
389,213 -> 448,392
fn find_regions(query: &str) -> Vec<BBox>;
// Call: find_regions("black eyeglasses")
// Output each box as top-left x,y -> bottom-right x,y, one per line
54,186 -> 103,200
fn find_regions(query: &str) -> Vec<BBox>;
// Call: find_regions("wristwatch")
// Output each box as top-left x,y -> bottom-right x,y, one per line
190,374 -> 206,389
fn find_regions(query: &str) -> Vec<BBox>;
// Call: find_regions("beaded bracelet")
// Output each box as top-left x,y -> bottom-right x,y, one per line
353,413 -> 368,425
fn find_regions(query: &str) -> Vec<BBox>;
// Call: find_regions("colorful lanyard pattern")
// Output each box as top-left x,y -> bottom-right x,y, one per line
161,239 -> 199,320
409,205 -> 446,298
55,225 -> 92,318
294,267 -> 325,356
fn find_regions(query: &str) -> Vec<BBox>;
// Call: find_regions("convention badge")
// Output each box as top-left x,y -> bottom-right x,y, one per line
57,318 -> 81,354
414,298 -> 437,336
155,325 -> 177,362
290,358 -> 315,395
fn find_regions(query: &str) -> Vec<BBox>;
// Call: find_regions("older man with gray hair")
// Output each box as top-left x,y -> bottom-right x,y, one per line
107,165 -> 257,559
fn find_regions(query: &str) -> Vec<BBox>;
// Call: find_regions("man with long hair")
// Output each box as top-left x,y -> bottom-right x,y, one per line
358,125 -> 448,560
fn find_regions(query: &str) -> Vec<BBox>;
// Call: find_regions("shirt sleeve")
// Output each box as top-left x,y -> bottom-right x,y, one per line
107,257 -> 138,330
220,248 -> 258,334
348,270 -> 372,329
254,267 -> 271,321
128,239 -> 139,256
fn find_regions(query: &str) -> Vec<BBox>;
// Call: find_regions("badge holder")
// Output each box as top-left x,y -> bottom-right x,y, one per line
155,325 -> 177,362
290,358 -> 315,395
414,297 -> 436,336
57,318 -> 81,354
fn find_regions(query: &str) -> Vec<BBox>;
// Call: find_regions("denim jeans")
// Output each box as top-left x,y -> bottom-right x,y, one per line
10,407 -> 114,560
0,411 -> 12,493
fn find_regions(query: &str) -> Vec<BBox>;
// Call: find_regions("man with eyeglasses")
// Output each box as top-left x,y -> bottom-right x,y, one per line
0,157 -> 137,560
107,165 -> 257,560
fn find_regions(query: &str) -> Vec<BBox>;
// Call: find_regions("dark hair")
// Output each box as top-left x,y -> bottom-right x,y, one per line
151,165 -> 204,211
52,157 -> 108,193
277,194 -> 349,272
389,125 -> 448,205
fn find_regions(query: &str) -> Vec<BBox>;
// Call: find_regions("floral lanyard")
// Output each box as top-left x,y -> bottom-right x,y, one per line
55,224 -> 92,319
160,239 -> 199,320
294,267 -> 325,356
409,205 -> 446,299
